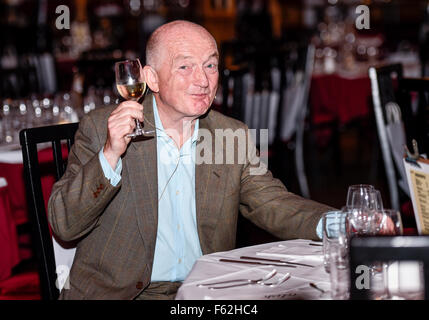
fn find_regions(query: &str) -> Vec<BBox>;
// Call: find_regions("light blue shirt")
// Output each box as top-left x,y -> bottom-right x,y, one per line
316,219 -> 324,239
150,98 -> 202,281
98,97 -> 202,282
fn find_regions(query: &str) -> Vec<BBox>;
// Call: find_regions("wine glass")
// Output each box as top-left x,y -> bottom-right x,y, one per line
346,184 -> 383,210
374,209 -> 403,299
115,59 -> 154,137
376,209 -> 403,236
344,206 -> 378,237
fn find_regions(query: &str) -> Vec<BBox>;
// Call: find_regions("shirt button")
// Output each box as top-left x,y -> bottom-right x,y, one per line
177,225 -> 180,230
176,190 -> 179,195
178,258 -> 182,264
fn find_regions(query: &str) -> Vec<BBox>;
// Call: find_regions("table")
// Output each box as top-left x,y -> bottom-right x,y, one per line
309,56 -> 421,147
0,178 -> 20,281
176,239 -> 331,300
0,143 -> 69,267
0,143 -> 69,226
310,72 -> 371,127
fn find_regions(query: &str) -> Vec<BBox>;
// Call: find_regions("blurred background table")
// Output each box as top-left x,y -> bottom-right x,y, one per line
0,143 -> 69,299
0,177 -> 20,282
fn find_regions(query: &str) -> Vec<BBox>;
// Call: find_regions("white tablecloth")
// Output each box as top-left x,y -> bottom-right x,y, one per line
176,239 -> 331,300
0,142 -> 53,164
0,144 -> 22,163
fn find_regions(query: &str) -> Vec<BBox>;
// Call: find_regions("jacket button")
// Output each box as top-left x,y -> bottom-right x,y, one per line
136,281 -> 144,290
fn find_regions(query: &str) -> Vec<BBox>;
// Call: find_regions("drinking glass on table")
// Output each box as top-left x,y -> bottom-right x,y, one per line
346,184 -> 383,210
115,59 -> 154,137
373,209 -> 404,299
329,240 -> 350,300
322,210 -> 346,273
345,206 -> 378,238
376,209 -> 403,236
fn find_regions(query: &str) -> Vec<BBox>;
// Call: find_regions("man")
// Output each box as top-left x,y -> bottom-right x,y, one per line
48,20 -> 334,300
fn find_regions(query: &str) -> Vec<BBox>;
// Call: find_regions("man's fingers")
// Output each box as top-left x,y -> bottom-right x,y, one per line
109,117 -> 137,135
111,101 -> 144,117
110,108 -> 144,121
109,109 -> 144,124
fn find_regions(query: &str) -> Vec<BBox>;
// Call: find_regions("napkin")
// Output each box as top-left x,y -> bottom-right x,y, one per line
256,243 -> 323,263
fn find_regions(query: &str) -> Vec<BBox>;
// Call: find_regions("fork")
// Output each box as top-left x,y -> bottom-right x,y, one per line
202,270 -> 277,289
258,273 -> 291,287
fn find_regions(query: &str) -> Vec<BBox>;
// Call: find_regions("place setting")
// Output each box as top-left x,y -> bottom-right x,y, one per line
178,265 -> 318,300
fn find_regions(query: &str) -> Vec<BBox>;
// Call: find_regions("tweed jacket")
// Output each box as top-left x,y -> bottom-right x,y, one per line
48,93 -> 334,299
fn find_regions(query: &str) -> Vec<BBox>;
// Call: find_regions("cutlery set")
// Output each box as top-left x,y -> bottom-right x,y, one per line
196,250 -> 318,290
197,269 -> 291,289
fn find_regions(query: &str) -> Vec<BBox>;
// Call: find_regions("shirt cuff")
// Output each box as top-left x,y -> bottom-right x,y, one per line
316,218 -> 323,240
98,147 -> 122,187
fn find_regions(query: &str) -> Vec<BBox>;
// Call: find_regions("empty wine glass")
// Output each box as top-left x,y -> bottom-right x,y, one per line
344,206 -> 378,238
376,209 -> 403,236
346,184 -> 383,210
374,209 -> 403,299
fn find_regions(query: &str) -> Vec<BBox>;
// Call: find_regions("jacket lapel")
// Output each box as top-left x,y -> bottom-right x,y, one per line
123,94 -> 158,257
195,115 -> 229,255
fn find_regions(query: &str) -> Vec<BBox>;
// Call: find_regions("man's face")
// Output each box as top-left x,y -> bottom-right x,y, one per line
155,31 -> 219,120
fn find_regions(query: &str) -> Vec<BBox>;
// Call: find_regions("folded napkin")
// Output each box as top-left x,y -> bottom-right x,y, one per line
256,243 -> 323,263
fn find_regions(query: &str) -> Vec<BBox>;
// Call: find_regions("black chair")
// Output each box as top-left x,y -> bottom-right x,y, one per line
398,78 -> 429,155
19,122 -> 79,300
349,236 -> 429,300
369,64 -> 429,211
219,41 -> 314,198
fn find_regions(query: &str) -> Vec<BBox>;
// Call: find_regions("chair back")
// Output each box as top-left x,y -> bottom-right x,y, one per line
349,236 -> 429,300
19,122 -> 79,300
369,64 -> 429,210
397,78 -> 429,155
220,42 -> 314,197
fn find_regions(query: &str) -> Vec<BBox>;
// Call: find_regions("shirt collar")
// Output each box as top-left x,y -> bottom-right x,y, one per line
152,95 -> 199,145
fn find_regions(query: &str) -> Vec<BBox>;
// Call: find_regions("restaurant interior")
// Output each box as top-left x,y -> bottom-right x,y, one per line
1,0 -> 429,300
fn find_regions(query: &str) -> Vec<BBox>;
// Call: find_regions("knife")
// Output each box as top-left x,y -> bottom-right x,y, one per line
219,258 -> 297,268
239,256 -> 314,268
309,243 -> 323,247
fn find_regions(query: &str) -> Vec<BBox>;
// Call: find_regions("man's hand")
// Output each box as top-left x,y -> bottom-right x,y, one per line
103,101 -> 144,169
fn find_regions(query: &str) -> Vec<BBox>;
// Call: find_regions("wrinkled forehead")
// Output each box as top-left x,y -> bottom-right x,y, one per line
162,28 -> 218,64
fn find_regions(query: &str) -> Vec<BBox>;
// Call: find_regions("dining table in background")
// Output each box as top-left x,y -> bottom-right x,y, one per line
0,177 -> 20,282
0,143 -> 69,267
309,53 -> 421,147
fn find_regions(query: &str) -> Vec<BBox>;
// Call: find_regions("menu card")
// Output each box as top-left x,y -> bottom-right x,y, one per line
403,157 -> 429,234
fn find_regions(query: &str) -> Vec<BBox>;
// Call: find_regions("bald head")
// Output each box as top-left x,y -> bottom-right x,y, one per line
145,20 -> 217,70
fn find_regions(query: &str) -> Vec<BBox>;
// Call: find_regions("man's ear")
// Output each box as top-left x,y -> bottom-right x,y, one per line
142,65 -> 159,93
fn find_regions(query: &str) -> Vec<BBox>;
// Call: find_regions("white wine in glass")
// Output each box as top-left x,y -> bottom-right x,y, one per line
115,59 -> 154,137
116,82 -> 147,101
